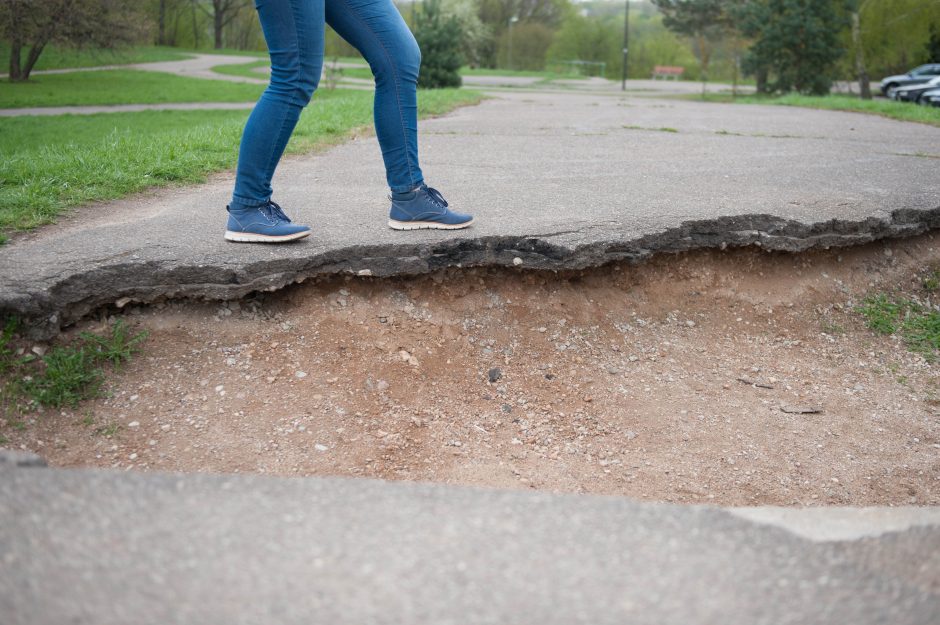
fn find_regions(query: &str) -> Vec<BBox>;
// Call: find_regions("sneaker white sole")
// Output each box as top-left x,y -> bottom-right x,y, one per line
388,218 -> 474,231
224,230 -> 311,243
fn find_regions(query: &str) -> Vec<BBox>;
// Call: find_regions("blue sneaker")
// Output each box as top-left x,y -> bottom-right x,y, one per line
388,185 -> 473,230
224,201 -> 311,243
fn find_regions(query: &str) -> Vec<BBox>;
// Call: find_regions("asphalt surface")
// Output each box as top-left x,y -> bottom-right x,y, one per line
1,458 -> 937,625
2,88 -> 939,337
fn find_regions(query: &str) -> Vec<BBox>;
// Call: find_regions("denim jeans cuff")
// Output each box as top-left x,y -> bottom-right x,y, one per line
390,180 -> 423,194
229,194 -> 271,211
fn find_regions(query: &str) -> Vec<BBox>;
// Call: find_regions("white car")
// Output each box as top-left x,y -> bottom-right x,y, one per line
891,75 -> 940,102
880,64 -> 940,96
919,88 -> 940,107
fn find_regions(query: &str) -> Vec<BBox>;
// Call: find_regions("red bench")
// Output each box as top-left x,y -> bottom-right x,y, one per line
652,66 -> 684,80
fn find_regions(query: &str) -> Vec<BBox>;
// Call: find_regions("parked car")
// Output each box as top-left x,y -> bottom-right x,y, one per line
891,75 -> 940,102
919,88 -> 940,107
880,64 -> 940,95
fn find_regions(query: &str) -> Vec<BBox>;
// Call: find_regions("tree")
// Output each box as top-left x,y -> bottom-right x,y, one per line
415,0 -> 464,88
151,0 -> 188,46
928,23 -> 940,63
1,0 -> 147,81
476,0 -> 572,67
850,3 -> 871,99
194,0 -> 251,50
438,0 -> 490,68
738,0 -> 846,95
652,0 -> 728,90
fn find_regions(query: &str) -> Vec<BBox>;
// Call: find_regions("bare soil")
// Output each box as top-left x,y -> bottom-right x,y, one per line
5,234 -> 939,506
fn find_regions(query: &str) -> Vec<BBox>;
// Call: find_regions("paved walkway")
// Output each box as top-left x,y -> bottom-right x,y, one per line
2,87 -> 938,337
1,456 -> 937,625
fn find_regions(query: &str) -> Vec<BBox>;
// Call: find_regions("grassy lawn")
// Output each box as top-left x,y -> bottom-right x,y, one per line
0,88 -> 484,242
0,69 -> 268,108
688,93 -> 940,128
857,270 -> 940,363
211,60 -> 271,80
0,43 -> 192,72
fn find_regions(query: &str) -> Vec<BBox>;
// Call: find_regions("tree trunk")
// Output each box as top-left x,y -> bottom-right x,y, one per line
756,67 -> 768,94
191,1 -> 202,48
20,42 -> 47,81
851,11 -> 871,100
158,0 -> 167,45
9,37 -> 23,81
214,2 -> 224,49
7,0 -> 23,81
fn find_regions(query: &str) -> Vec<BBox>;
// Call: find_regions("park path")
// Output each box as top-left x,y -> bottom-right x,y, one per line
2,51 -> 762,117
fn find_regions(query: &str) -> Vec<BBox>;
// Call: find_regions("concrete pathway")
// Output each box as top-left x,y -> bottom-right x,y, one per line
1,455 -> 937,625
2,88 -> 938,337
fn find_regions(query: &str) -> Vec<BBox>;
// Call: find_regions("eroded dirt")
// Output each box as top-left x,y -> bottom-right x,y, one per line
4,234 -> 939,506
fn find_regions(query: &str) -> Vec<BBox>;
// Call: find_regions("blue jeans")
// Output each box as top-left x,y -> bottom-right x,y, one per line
230,0 -> 424,210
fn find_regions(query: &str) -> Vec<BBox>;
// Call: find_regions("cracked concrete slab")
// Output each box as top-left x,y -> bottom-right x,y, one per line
2,89 -> 938,337
1,462 -> 937,625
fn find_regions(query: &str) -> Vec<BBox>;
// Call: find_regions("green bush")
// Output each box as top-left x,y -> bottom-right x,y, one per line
414,0 -> 463,89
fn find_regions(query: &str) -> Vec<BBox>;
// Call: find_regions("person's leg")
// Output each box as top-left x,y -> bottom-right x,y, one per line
325,0 -> 422,193
226,0 -> 324,242
325,0 -> 472,229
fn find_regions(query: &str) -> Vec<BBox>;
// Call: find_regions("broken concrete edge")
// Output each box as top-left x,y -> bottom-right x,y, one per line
0,449 -> 48,467
2,457 -> 938,544
3,206 -> 939,340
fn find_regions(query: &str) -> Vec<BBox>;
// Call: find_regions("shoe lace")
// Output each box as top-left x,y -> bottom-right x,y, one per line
261,200 -> 291,223
423,186 -> 449,210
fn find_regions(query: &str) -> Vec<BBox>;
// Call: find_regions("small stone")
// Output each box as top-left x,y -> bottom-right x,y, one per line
127,421 -> 140,428
358,269 -> 373,276
501,403 -> 513,413
628,355 -> 639,362
31,345 -> 47,357
129,395 -> 139,402
624,430 -> 637,440
115,297 -> 132,308
399,350 -> 419,366
513,257 -> 523,266
215,385 -> 224,393
314,444 -> 328,452
161,424 -> 171,431
376,380 -> 389,392
488,368 -> 502,383
295,371 -> 308,379
686,320 -> 696,328
128,453 -> 138,461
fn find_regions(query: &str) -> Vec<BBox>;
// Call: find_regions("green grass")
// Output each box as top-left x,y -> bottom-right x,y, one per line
211,57 -> 368,81
211,60 -> 271,80
0,43 -> 193,72
0,69 -> 268,108
623,125 -> 679,133
0,320 -> 147,411
0,88 -> 484,239
687,93 -> 940,128
858,293 -> 940,362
